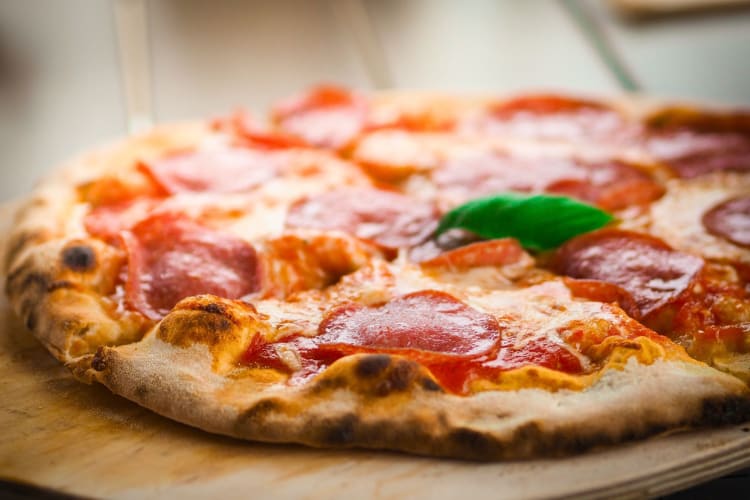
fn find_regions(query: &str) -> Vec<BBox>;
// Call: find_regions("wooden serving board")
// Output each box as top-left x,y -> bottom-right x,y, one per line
2,203 -> 750,499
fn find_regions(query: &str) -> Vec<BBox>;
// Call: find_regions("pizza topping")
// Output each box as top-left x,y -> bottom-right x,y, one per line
243,290 -> 511,393
285,188 -> 440,250
259,232 -> 379,298
211,110 -> 308,150
79,173 -> 166,207
552,229 -> 704,317
702,196 -> 750,248
461,94 -> 630,141
242,287 -> 601,394
140,147 -> 279,194
272,85 -> 367,149
121,213 -> 260,320
563,278 -> 641,319
485,335 -> 584,374
434,153 -> 663,210
84,198 -> 161,243
418,238 -> 529,269
316,290 -> 501,358
644,108 -> 750,178
436,193 -> 614,251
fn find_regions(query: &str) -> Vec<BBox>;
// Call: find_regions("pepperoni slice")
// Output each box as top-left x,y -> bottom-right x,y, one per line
562,278 -> 641,319
122,213 -> 260,320
140,147 -> 279,194
487,335 -> 583,373
433,152 -> 663,210
272,85 -> 367,149
461,94 -> 631,142
645,108 -> 750,178
316,290 -> 502,360
702,196 -> 750,248
85,198 -> 161,244
552,229 -> 704,317
285,188 -> 440,250
211,110 -> 308,150
418,238 -> 528,269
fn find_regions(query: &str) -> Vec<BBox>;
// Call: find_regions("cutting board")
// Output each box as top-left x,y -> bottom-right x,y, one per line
2,202 -> 750,500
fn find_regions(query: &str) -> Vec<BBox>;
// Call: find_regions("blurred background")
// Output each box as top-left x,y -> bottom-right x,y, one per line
1,0 -> 749,202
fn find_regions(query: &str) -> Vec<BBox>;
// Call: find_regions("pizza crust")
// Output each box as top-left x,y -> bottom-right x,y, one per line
81,324 -> 750,460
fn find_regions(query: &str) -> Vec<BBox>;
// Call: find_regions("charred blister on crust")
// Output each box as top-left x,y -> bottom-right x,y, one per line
242,399 -> 284,423
310,375 -> 347,393
91,347 -> 107,371
25,309 -> 38,331
157,299 -> 245,346
19,270 -> 50,293
313,356 -> 442,398
700,396 -> 750,425
321,413 -> 358,446
61,244 -> 96,272
449,427 -> 503,459
355,354 -> 391,378
156,296 -> 271,373
420,377 -> 443,392
198,302 -> 228,316
134,385 -> 149,401
374,359 -> 420,396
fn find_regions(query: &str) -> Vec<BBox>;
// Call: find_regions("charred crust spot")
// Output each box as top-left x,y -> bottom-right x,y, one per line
20,297 -> 38,320
176,299 -> 249,328
322,414 -> 358,446
157,307 -> 237,346
420,377 -> 443,392
21,272 -> 49,292
199,302 -> 227,315
25,309 -> 38,331
47,280 -> 75,292
91,348 -> 107,371
700,396 -> 750,425
237,399 -> 283,427
513,421 -> 543,442
374,360 -> 419,397
311,375 -> 347,393
355,354 -> 391,378
437,411 -> 449,427
450,428 -> 500,459
134,385 -> 149,400
61,245 -> 96,272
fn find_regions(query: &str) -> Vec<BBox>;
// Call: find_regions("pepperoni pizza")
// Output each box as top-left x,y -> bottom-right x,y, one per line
6,85 -> 750,460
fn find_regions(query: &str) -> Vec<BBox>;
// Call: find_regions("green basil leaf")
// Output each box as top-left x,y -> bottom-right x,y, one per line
435,193 -> 615,251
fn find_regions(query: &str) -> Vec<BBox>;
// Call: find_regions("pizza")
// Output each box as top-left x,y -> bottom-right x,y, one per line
5,85 -> 750,460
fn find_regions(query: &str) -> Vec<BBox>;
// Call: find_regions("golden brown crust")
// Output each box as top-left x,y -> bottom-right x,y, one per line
83,328 -> 750,460
6,92 -> 750,460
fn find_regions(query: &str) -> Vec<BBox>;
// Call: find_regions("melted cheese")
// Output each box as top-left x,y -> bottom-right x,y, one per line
642,172 -> 750,264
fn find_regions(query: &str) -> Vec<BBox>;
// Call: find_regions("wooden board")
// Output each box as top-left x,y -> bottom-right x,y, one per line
2,202 -> 750,500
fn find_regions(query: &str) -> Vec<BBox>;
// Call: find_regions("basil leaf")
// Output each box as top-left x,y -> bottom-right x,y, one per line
435,193 -> 615,251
